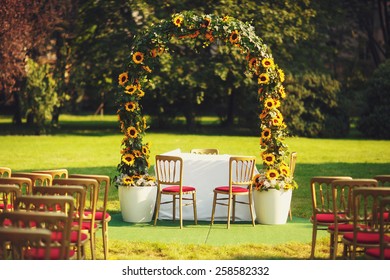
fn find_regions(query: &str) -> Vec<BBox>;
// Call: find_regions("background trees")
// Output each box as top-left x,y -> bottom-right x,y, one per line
1,0 -> 389,138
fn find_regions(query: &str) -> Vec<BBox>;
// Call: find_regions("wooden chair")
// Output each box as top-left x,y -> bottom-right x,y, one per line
33,185 -> 88,260
0,211 -> 73,260
288,151 -> 297,220
309,176 -> 353,259
32,169 -> 68,179
69,174 -> 111,260
0,167 -> 11,177
190,148 -> 219,155
365,196 -> 390,259
52,178 -> 99,259
0,177 -> 33,195
11,172 -> 52,186
328,179 -> 378,259
342,187 -> 390,259
0,227 -> 52,260
211,156 -> 256,229
0,184 -> 21,213
154,155 -> 197,229
374,175 -> 390,186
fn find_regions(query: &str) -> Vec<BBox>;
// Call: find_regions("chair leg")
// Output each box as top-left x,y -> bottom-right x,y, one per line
211,191 -> 217,225
90,230 -> 96,260
227,195 -> 232,229
102,221 -> 108,260
310,224 -> 317,259
192,192 -> 197,225
248,192 -> 255,227
289,207 -> 292,220
172,194 -> 176,222
154,191 -> 162,226
179,194 -> 183,229
232,195 -> 236,223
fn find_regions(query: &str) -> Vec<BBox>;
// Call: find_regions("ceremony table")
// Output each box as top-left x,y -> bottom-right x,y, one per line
157,149 -> 258,221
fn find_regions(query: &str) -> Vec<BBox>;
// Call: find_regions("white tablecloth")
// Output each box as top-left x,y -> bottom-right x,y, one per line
157,149 -> 257,221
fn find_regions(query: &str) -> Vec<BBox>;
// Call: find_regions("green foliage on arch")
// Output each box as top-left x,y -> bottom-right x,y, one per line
115,11 -> 297,191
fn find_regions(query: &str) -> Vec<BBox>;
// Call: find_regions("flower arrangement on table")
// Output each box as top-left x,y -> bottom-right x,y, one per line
114,11 -> 297,191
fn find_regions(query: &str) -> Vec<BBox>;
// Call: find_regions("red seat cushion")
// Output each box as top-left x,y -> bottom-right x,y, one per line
84,210 -> 111,221
365,248 -> 390,259
0,204 -> 12,210
25,247 -> 76,260
343,232 -> 390,244
51,231 -> 88,243
328,223 -> 355,232
215,186 -> 248,193
162,186 -> 195,192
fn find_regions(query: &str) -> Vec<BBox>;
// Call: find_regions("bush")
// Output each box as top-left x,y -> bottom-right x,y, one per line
358,60 -> 390,139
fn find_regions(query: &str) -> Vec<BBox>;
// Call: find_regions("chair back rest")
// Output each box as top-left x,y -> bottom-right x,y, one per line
310,176 -> 353,215
12,172 -> 52,186
32,169 -> 68,179
0,167 -> 11,178
155,155 -> 183,187
374,175 -> 390,187
15,195 -> 74,218
0,185 -> 21,212
229,156 -> 256,187
0,211 -> 71,259
190,148 -> 219,155
0,227 -> 52,260
378,196 -> 390,259
331,179 -> 378,224
0,177 -> 33,194
289,152 -> 297,176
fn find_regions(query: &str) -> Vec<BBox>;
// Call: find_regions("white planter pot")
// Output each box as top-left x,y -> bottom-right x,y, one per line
253,188 -> 292,225
118,185 -> 157,223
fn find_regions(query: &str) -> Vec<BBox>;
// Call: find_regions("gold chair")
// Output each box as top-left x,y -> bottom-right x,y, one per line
11,172 -> 52,186
0,167 -> 11,177
211,156 -> 256,229
288,152 -> 297,220
190,148 -> 219,155
33,185 -> 88,260
0,227 -> 52,260
341,187 -> 390,259
52,178 -> 99,259
365,196 -> 390,259
0,177 -> 33,194
328,179 -> 378,259
0,211 -> 73,260
0,184 -> 21,212
32,169 -> 68,179
69,174 -> 111,260
374,175 -> 390,186
309,176 -> 353,259
154,155 -> 197,229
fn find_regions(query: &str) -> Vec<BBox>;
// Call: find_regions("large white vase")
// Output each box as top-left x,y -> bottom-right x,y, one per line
118,185 -> 157,223
253,188 -> 292,225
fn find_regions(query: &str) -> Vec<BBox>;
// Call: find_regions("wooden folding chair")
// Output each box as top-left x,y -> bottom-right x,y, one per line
0,184 -> 21,212
190,148 -> 219,155
0,167 -> 11,178
0,177 -> 33,195
12,172 -> 52,186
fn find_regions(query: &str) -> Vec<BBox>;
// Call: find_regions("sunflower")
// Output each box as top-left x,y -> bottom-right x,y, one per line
262,153 -> 276,166
173,15 -> 184,27
142,145 -> 149,155
261,128 -> 271,139
132,52 -> 144,64
264,98 -> 275,110
258,73 -> 270,84
278,69 -> 285,82
125,102 -> 137,112
272,117 -> 283,127
280,165 -> 291,177
138,89 -> 145,98
122,176 -> 134,186
279,85 -> 286,99
122,153 -> 135,166
118,72 -> 129,86
127,126 -> 138,138
261,58 -> 275,68
266,169 -> 280,180
259,110 -> 268,120
125,84 -> 137,95
133,150 -> 142,157
142,65 -> 152,73
229,30 -> 240,44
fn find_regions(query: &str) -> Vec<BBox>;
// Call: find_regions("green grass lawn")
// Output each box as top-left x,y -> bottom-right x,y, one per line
1,114 -> 389,259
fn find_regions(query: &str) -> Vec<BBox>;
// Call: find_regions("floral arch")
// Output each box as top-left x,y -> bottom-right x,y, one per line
115,11 -> 297,191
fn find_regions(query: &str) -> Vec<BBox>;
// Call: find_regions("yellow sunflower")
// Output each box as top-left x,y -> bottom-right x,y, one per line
173,15 -> 184,27
125,102 -> 137,112
261,128 -> 271,139
122,176 -> 134,185
266,169 -> 280,180
138,89 -> 145,98
264,98 -> 275,110
127,126 -> 138,138
122,153 -> 135,166
272,117 -> 283,127
229,30 -> 240,44
278,69 -> 285,82
142,65 -> 152,73
258,73 -> 270,84
279,85 -> 286,99
280,165 -> 291,177
261,58 -> 275,68
132,52 -> 144,64
142,145 -> 149,155
262,153 -> 276,166
118,72 -> 128,86
125,84 -> 137,95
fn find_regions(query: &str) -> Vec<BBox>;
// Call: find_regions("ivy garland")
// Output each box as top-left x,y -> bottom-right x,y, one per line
115,11 -> 298,191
